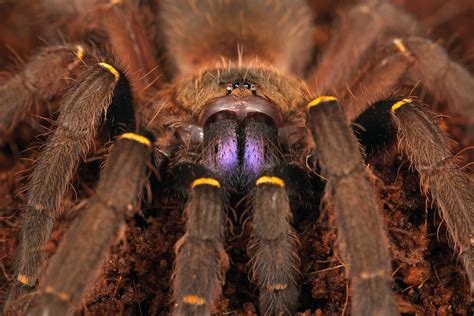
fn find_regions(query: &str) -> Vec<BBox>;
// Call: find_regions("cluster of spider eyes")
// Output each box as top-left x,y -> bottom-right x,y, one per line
226,81 -> 257,94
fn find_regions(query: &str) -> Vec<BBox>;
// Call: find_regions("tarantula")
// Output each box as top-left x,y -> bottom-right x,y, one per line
0,0 -> 473,315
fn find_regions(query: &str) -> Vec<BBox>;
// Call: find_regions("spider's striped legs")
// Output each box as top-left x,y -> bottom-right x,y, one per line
29,132 -> 153,316
389,99 -> 474,294
0,45 -> 92,143
171,163 -> 229,316
4,62 -> 129,313
306,96 -> 398,315
249,175 -> 300,315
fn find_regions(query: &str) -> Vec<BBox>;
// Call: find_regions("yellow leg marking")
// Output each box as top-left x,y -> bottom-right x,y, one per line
307,96 -> 338,109
393,38 -> 411,58
256,176 -> 285,187
268,283 -> 288,291
98,62 -> 120,80
183,295 -> 206,306
111,0 -> 122,3
390,98 -> 413,112
45,286 -> 71,302
74,45 -> 85,60
17,273 -> 30,285
360,269 -> 386,280
118,133 -> 152,147
192,178 -> 221,188
470,237 -> 474,246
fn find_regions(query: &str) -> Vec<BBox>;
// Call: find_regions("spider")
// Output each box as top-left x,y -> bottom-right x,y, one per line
0,0 -> 473,315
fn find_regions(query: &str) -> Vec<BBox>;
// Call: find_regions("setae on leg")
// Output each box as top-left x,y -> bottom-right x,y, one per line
390,99 -> 474,294
29,131 -> 153,315
4,62 -> 129,312
306,96 -> 397,316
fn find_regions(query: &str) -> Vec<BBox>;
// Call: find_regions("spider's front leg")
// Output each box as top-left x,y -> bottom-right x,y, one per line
248,174 -> 300,315
4,61 -> 130,312
171,163 -> 229,316
0,45 -> 92,142
306,97 -> 398,315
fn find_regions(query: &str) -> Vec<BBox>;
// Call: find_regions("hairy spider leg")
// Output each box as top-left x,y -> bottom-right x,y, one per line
308,1 -> 474,298
306,96 -> 398,316
389,99 -> 474,294
171,170 -> 229,316
29,131 -> 153,316
100,0 -> 161,97
0,45 -> 91,142
308,0 -> 422,97
337,33 -> 474,292
4,62 -> 128,313
248,175 -> 300,315
341,37 -> 474,122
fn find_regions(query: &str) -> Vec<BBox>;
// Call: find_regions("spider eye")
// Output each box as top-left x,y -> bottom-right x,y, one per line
243,82 -> 251,89
232,82 -> 239,89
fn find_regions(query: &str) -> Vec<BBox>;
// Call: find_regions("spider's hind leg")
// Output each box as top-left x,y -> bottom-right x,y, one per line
0,44 -> 92,143
389,99 -> 474,294
343,37 -> 474,122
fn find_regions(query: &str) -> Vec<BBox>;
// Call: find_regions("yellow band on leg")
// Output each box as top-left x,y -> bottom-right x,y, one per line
98,62 -> 120,79
307,96 -> 338,109
74,45 -> 85,60
17,273 -> 30,285
256,176 -> 285,187
390,98 -> 413,112
118,133 -> 152,147
393,38 -> 408,54
182,295 -> 206,305
192,178 -> 221,188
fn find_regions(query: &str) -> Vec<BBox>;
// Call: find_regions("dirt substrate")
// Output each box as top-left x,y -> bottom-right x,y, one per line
0,0 -> 473,315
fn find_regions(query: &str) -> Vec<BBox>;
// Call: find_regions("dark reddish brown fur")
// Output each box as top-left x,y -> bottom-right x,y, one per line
0,45 -> 91,141
160,0 -> 314,76
308,0 -> 423,97
99,1 -> 161,96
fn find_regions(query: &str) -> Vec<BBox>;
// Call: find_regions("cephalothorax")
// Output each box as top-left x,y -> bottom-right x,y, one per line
1,0 -> 473,315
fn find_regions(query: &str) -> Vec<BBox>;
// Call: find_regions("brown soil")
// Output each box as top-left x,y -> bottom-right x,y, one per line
0,0 -> 473,315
